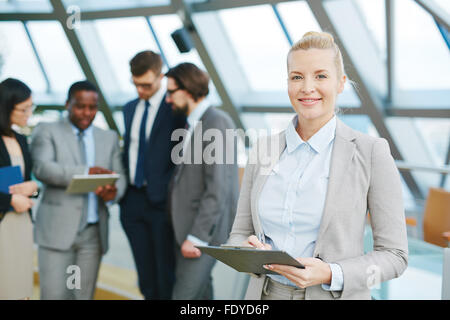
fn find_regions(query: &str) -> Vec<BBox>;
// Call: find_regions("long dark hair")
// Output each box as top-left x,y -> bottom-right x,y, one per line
0,78 -> 31,136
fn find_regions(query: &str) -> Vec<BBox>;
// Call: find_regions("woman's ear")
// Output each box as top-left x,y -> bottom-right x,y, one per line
337,74 -> 346,94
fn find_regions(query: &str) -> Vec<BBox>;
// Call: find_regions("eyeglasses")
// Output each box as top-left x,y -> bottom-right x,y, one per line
131,79 -> 154,90
14,104 -> 36,114
166,88 -> 182,96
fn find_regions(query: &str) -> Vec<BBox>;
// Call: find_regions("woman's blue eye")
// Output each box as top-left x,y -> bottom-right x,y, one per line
291,75 -> 302,80
317,74 -> 327,79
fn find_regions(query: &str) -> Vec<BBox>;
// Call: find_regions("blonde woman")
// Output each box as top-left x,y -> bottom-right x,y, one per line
226,32 -> 408,300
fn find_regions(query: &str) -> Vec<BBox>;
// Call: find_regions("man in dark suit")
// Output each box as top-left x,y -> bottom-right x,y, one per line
120,51 -> 185,300
166,63 -> 239,299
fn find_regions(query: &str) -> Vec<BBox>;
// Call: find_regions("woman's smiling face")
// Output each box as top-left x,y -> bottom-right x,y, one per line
287,48 -> 346,125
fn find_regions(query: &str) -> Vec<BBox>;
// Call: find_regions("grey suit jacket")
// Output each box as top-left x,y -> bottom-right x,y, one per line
170,106 -> 239,247
227,118 -> 408,300
31,119 -> 126,255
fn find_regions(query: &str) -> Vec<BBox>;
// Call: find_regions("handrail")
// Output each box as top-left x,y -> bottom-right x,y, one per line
396,161 -> 450,174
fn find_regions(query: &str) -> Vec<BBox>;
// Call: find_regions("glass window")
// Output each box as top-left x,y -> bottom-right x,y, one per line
150,14 -> 222,106
0,0 -> 52,13
435,0 -> 450,15
0,22 -> 47,92
276,1 -> 322,42
414,118 -> 450,166
395,0 -> 450,90
26,21 -> 85,94
218,5 -> 291,92
354,0 -> 386,60
92,17 -> 159,94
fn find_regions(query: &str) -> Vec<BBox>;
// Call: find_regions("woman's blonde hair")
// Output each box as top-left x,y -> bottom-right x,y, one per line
287,31 -> 345,79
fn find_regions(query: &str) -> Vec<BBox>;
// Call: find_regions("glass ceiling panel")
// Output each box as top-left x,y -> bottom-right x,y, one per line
62,0 -> 169,11
0,21 -> 47,93
354,0 -> 386,61
0,0 -> 52,13
93,17 -> 159,94
218,5 -> 291,92
27,21 -> 85,95
150,14 -> 222,106
413,118 -> 450,166
434,0 -> 450,15
395,0 -> 450,90
276,1 -> 322,42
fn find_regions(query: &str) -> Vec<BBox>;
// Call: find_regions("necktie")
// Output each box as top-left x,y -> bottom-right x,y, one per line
134,100 -> 150,188
77,130 -> 88,231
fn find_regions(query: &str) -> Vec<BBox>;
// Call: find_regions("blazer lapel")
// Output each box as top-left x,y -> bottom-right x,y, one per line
314,119 -> 356,252
62,119 -> 84,165
251,131 -> 286,238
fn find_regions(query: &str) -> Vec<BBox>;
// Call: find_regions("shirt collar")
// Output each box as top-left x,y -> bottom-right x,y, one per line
286,115 -> 336,154
70,121 -> 93,137
187,98 -> 210,128
143,77 -> 166,108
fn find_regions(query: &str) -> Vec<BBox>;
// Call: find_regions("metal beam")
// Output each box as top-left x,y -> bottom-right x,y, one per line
415,0 -> 450,31
80,5 -> 174,20
191,0 -> 299,12
241,106 -> 365,114
0,13 -> 56,21
385,108 -> 450,118
48,0 -> 119,134
306,0 -> 423,199
172,0 -> 245,131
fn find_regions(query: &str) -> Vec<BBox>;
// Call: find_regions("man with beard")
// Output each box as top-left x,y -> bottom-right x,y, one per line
166,63 -> 239,299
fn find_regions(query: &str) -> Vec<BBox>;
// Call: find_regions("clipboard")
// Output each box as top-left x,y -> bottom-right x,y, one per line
66,174 -> 120,194
196,245 -> 305,275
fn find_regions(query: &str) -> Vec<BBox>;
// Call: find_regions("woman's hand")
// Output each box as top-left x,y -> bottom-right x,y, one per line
10,194 -> 34,213
264,257 -> 332,288
242,235 -> 272,250
9,181 -> 38,197
181,239 -> 202,259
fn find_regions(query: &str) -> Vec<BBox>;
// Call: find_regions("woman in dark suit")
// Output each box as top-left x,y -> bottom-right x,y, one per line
0,78 -> 38,299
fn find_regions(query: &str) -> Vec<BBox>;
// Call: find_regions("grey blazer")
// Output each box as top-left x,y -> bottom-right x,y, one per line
170,106 -> 239,246
31,119 -> 126,255
227,118 -> 408,300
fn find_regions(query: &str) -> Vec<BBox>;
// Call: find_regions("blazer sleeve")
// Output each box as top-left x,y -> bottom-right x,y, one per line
109,130 -> 127,203
31,123 -> 86,187
336,138 -> 408,299
188,116 -> 236,243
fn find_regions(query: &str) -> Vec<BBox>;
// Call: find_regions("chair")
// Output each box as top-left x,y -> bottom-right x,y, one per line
406,188 -> 450,248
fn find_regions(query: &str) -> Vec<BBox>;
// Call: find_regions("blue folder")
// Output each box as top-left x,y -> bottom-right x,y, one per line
0,165 -> 24,194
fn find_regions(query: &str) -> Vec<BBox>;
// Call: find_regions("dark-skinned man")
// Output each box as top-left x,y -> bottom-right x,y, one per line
31,80 -> 126,300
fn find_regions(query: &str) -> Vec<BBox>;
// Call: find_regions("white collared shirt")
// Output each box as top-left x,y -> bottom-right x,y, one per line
71,123 -> 98,224
129,80 -> 166,185
259,115 -> 343,291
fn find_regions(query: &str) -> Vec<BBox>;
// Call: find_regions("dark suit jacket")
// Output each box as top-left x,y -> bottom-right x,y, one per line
0,131 -> 32,215
122,97 -> 186,208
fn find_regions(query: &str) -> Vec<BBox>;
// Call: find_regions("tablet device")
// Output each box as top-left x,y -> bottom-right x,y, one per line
196,245 -> 305,275
66,174 -> 120,194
